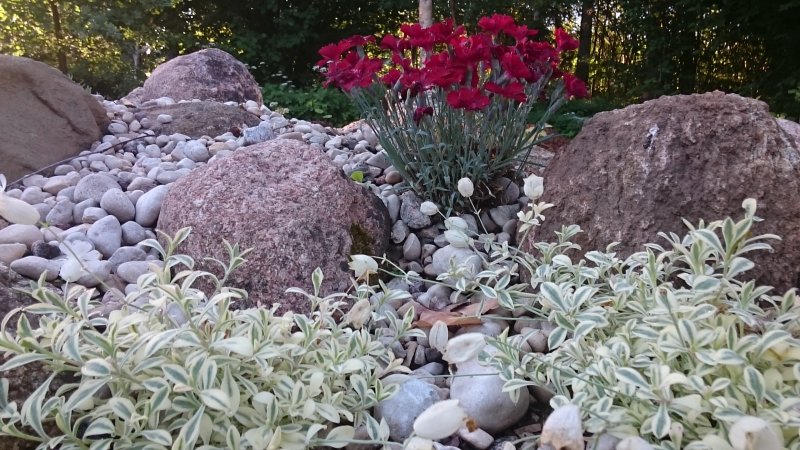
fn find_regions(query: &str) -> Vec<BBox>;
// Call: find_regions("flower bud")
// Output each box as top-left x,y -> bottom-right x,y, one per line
349,255 -> 378,279
419,201 -> 439,216
413,399 -> 467,440
457,178 -> 474,197
523,174 -> 544,200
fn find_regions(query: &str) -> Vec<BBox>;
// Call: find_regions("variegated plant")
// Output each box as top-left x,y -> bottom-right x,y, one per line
479,198 -> 800,449
0,228 -> 423,449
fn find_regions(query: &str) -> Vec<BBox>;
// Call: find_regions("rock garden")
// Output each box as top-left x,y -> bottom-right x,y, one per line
1,15 -> 800,450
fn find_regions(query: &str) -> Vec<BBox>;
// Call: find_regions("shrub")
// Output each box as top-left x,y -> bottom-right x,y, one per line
317,15 -> 587,213
261,82 -> 360,126
0,228 -> 423,449
528,96 -> 622,138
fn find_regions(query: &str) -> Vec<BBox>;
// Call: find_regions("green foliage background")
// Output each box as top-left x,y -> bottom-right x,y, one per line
2,0 -> 798,121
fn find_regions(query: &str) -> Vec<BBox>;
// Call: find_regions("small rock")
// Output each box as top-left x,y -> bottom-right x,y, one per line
384,170 -> 403,184
157,114 -> 173,124
121,221 -> 148,245
385,194 -> 400,222
488,205 -> 520,230
243,122 -> 275,145
135,185 -> 169,227
392,220 -> 410,244
0,243 -> 27,265
457,426 -> 494,450
108,246 -> 148,272
496,177 -> 520,205
31,241 -> 61,259
431,245 -> 482,280
72,199 -> 97,224
180,140 -> 210,163
400,191 -> 431,229
100,189 -> 136,222
277,131 -> 304,141
450,360 -> 529,433
403,233 -> 422,260
20,186 -> 48,204
116,260 -> 152,284
87,215 -> 122,258
74,174 -> 122,203
42,175 -> 75,195
82,207 -> 108,223
374,378 -> 445,441
10,256 -> 62,281
0,224 -> 44,248
45,199 -> 75,228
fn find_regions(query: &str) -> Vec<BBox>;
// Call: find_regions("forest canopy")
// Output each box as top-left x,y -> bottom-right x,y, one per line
1,0 -> 798,118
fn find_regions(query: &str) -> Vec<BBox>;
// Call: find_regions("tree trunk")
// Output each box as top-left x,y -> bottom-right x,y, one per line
48,0 -> 68,73
419,0 -> 433,28
449,0 -> 457,24
575,0 -> 593,83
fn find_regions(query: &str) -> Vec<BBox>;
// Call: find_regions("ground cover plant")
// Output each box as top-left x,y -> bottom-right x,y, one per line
1,165 -> 799,449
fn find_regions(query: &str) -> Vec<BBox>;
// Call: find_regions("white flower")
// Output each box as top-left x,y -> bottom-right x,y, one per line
346,298 -> 372,329
419,201 -> 439,216
59,240 -> 100,282
0,174 -> 39,225
442,332 -> 486,365
428,320 -> 449,352
413,399 -> 467,440
728,416 -> 782,450
457,178 -> 474,197
522,174 -> 544,200
349,255 -> 378,279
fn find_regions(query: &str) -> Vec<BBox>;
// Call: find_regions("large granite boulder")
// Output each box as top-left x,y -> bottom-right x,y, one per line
0,55 -> 109,182
124,48 -> 263,106
522,91 -> 800,293
156,139 -> 391,313
133,102 -> 261,139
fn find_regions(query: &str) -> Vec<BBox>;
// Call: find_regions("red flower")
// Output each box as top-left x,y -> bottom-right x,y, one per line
380,34 -> 410,52
423,53 -> 465,87
317,41 -> 351,67
563,73 -> 588,98
506,25 -> 538,43
413,106 -> 434,124
478,14 -> 517,36
485,81 -> 527,102
554,28 -> 579,52
429,18 -> 465,45
500,51 -> 532,80
446,87 -> 491,111
400,23 -> 436,51
451,34 -> 492,65
382,68 -> 402,86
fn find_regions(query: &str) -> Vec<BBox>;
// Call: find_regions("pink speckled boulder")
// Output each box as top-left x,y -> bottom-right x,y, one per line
156,139 -> 391,313
124,48 -> 263,106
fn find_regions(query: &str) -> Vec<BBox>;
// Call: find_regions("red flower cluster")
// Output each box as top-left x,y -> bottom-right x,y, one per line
318,14 -> 588,108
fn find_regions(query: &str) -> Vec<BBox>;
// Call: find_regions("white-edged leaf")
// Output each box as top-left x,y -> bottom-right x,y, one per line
82,358 -> 113,377
743,366 -> 765,403
107,397 -> 135,421
142,429 -> 172,446
179,405 -> 205,447
540,282 -> 566,311
324,425 -> 354,448
200,388 -> 232,413
162,364 -> 191,386
143,329 -> 183,358
651,403 -> 671,438
547,327 -> 568,350
84,418 -> 115,438
616,368 -> 650,392
0,353 -> 49,371
212,336 -> 254,357
692,275 -> 720,292
64,379 -> 107,412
